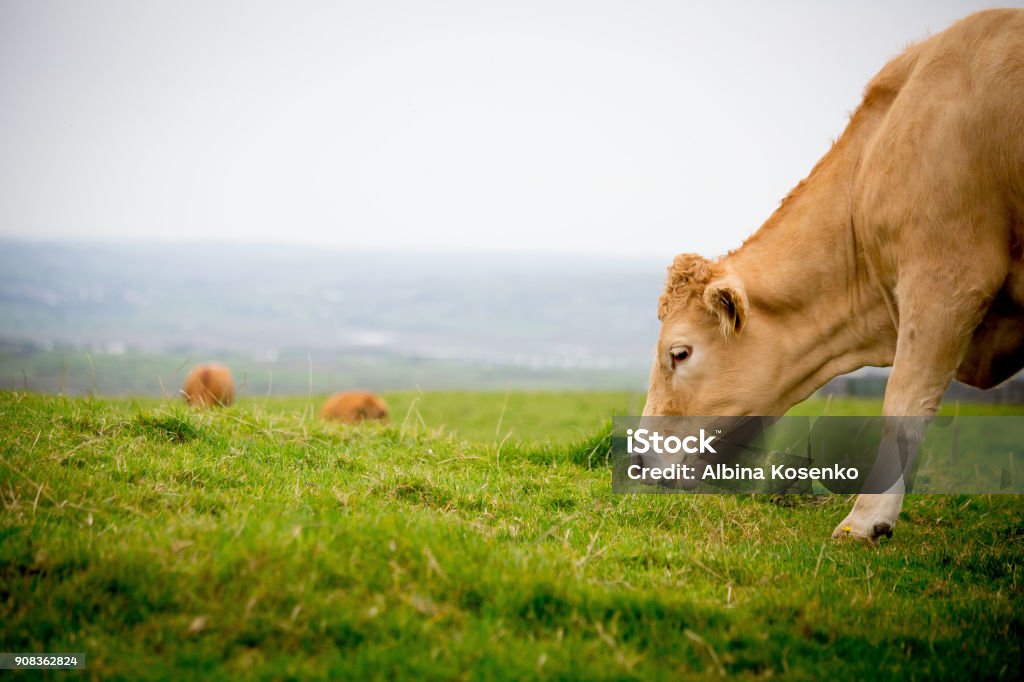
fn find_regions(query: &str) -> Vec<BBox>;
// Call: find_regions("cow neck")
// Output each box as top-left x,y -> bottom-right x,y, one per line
723,112 -> 898,413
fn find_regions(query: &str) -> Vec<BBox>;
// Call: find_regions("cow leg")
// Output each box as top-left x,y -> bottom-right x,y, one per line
831,267 -> 1001,542
829,420 -> 923,542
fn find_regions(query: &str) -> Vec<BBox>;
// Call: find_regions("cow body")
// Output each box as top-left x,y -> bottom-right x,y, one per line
644,10 -> 1024,541
182,363 -> 235,407
320,392 -> 390,424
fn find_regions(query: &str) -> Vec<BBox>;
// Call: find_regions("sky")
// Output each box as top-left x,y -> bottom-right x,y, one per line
0,0 -> 1007,258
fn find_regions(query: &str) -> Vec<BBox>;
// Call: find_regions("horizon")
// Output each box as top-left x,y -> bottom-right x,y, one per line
0,234 -> 673,265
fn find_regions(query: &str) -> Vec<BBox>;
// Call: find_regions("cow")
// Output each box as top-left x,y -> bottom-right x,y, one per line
182,363 -> 235,407
320,391 -> 390,424
643,9 -> 1024,542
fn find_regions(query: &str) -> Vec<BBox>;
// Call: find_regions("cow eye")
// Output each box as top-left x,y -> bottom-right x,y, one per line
670,346 -> 692,369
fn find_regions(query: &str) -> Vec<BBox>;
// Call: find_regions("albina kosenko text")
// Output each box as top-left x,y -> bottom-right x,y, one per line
625,428 -> 860,482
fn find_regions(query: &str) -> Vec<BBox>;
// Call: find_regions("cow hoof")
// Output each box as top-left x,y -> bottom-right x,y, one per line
831,518 -> 895,544
872,522 -> 894,539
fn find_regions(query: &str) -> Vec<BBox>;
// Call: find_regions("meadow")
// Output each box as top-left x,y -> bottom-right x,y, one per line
1,391 -> 1022,679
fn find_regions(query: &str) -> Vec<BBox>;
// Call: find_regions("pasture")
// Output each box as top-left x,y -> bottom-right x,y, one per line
1,391 -> 1021,679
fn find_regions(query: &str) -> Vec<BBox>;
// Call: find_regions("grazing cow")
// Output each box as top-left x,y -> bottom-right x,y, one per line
182,363 -> 235,407
320,392 -> 390,424
643,10 -> 1024,541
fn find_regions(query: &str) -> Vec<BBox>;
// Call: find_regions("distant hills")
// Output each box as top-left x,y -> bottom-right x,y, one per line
0,240 -> 665,393
4,239 -> 1020,401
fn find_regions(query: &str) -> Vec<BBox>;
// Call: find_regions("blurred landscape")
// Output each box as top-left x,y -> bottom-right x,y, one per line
5,239 -> 1022,401
0,239 -> 666,395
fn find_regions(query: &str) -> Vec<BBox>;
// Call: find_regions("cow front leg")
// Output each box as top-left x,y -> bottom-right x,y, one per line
830,422 -> 918,542
832,271 -> 998,542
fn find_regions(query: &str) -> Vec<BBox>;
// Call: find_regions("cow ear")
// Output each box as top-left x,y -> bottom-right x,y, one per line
702,276 -> 748,336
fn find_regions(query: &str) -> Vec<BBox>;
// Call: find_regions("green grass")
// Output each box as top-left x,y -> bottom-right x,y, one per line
1,392 -> 1022,680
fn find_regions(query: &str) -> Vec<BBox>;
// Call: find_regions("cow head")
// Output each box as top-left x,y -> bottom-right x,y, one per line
643,253 -> 782,417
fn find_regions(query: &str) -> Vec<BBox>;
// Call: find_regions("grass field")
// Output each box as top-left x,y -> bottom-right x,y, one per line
1,391 -> 1022,679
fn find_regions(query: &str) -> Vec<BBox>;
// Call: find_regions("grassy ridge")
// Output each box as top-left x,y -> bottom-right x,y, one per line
1,392 -> 1022,680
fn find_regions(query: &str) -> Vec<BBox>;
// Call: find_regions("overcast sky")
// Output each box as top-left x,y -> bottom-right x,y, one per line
0,0 -> 1006,258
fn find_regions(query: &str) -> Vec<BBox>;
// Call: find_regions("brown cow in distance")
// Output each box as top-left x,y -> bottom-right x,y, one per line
642,10 -> 1024,542
320,392 -> 389,424
182,363 -> 235,407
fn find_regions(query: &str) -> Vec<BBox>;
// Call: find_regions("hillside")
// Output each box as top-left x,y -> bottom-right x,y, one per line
1,392 -> 1021,679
